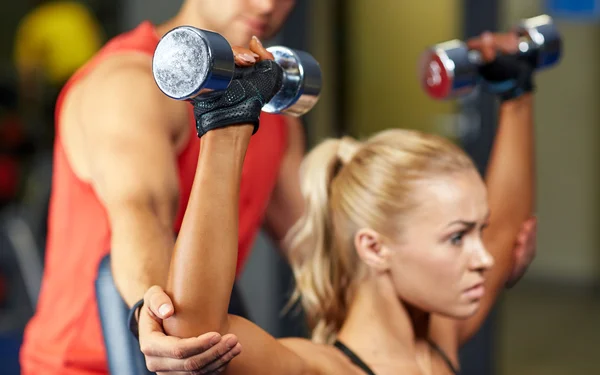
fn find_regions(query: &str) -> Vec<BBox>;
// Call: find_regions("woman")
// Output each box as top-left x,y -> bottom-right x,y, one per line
154,32 -> 536,375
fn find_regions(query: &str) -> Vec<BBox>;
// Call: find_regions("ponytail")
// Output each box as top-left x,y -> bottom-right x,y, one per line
285,129 -> 478,345
285,137 -> 360,344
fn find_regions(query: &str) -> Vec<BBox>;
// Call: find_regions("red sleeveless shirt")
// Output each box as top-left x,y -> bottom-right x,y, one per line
20,21 -> 288,375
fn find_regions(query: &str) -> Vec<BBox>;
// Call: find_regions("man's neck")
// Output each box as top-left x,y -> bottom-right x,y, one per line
155,15 -> 195,39
155,0 -> 208,39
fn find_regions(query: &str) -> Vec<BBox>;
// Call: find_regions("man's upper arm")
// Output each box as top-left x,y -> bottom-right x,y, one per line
75,55 -> 188,303
263,116 -> 306,251
80,56 -> 182,227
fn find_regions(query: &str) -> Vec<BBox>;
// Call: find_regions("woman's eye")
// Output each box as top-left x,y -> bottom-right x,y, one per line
450,231 -> 466,246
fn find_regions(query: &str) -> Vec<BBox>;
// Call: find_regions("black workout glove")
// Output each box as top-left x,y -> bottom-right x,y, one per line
190,59 -> 284,138
479,53 -> 536,102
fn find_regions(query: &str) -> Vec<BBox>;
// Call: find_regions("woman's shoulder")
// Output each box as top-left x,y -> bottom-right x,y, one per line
279,338 -> 365,375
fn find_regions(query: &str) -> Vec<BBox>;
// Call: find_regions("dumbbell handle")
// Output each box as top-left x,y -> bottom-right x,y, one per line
152,26 -> 321,116
464,35 -> 539,66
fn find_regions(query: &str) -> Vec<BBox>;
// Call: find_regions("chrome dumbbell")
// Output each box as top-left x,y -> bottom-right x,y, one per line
419,14 -> 562,100
152,26 -> 322,116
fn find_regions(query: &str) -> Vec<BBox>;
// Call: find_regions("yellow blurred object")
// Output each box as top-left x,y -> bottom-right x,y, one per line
345,1 -> 461,138
13,1 -> 104,85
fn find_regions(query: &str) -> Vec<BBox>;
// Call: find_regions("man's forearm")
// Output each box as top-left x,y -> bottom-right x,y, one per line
110,217 -> 175,307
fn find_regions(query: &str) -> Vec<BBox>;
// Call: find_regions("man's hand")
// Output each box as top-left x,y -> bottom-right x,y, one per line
506,216 -> 537,288
139,286 -> 242,374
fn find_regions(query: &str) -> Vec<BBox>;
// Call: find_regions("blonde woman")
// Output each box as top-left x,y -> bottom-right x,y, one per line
146,32 -> 536,375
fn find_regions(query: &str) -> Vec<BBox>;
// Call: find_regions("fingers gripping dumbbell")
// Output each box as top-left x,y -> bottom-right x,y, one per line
419,14 -> 562,100
152,26 -> 322,116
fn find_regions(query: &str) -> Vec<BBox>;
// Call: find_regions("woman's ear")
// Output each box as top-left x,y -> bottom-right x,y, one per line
354,228 -> 391,272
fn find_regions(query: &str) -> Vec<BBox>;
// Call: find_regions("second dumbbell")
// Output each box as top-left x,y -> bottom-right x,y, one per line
152,26 -> 322,116
419,14 -> 562,100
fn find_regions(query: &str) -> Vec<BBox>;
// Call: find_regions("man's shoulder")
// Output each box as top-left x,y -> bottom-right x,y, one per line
63,21 -> 157,94
72,51 -> 155,107
66,49 -> 187,139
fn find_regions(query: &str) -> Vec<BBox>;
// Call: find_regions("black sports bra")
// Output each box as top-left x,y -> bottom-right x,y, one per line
334,339 -> 460,375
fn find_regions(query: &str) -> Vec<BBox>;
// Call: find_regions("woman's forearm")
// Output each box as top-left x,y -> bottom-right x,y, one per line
163,126 -> 253,337
483,93 -> 535,290
458,93 -> 536,343
486,94 -> 535,233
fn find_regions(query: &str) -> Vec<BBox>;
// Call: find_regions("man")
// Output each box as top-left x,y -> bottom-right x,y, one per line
20,1 -> 538,374
19,1 -> 304,374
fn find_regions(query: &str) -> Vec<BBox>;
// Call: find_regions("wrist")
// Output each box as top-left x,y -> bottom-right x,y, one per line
202,125 -> 253,151
127,298 -> 145,340
500,92 -> 533,110
479,55 -> 536,102
498,78 -> 534,102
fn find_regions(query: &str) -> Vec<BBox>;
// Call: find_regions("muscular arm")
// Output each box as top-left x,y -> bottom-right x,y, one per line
79,55 -> 187,307
263,116 -> 306,256
457,94 -> 535,343
162,124 -> 315,374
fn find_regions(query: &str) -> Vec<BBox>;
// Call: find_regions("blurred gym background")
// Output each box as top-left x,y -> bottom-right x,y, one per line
0,1 -> 598,374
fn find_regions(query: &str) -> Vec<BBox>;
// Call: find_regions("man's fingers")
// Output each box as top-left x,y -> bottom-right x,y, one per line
526,216 -> 538,231
143,334 -> 240,372
520,217 -> 537,246
145,286 -> 174,319
519,216 -> 536,238
141,331 -> 222,358
517,224 -> 530,244
180,336 -> 240,373
249,36 -> 274,61
138,306 -> 165,341
232,46 -> 259,66
199,342 -> 242,374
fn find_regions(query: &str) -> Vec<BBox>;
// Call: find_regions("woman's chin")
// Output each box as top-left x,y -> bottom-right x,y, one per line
439,300 -> 481,320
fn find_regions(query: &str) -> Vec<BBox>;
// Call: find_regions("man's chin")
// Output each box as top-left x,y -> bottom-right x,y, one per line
229,25 -> 268,46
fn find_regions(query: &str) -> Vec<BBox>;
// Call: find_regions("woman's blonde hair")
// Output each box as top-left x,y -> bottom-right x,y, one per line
285,128 -> 476,344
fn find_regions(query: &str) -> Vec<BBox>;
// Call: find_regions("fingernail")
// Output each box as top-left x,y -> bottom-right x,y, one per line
252,52 -> 260,58
158,304 -> 172,317
210,334 -> 221,346
231,343 -> 242,356
252,35 -> 263,47
238,53 -> 256,63
226,336 -> 238,349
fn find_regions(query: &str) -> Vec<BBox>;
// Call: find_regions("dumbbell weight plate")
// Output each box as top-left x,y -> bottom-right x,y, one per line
153,26 -> 322,116
419,39 -> 479,100
515,14 -> 562,70
153,26 -> 235,100
263,46 -> 322,117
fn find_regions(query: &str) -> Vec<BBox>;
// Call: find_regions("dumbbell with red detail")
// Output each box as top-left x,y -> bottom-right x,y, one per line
419,14 -> 562,100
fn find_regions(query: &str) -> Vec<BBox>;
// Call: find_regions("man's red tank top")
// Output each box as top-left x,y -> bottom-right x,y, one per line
20,21 -> 288,375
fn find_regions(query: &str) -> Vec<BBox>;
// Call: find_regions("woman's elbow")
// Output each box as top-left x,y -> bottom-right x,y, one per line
163,311 -> 229,338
